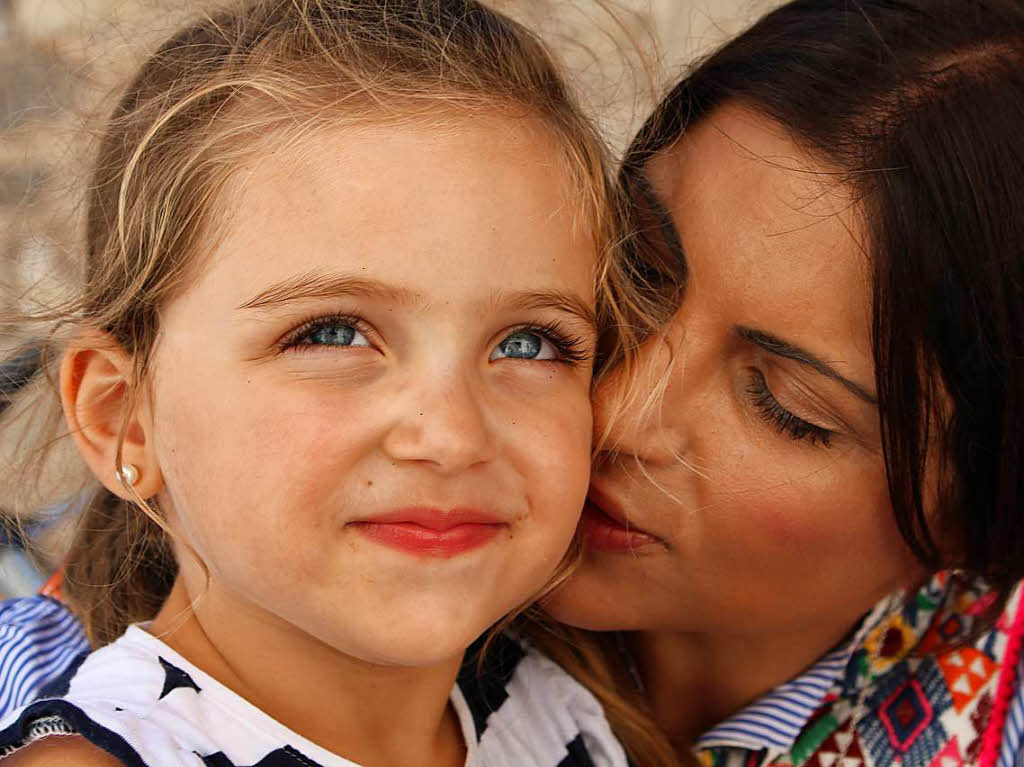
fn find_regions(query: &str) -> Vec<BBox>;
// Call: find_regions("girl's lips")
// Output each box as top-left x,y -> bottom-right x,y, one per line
580,497 -> 662,554
349,508 -> 506,558
350,521 -> 504,557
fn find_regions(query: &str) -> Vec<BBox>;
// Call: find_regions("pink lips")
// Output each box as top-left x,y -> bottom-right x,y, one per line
348,507 -> 506,558
579,491 -> 662,554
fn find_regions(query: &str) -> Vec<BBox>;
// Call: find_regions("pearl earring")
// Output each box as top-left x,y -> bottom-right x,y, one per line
117,464 -> 139,487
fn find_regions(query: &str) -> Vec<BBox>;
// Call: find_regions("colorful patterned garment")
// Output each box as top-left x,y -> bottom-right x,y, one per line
694,572 -> 1024,767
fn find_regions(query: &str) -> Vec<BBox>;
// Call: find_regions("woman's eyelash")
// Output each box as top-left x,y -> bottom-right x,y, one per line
516,320 -> 593,365
277,313 -> 369,351
746,369 -> 833,447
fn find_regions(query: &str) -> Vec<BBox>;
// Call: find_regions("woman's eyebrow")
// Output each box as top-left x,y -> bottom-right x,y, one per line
236,271 -> 418,311
738,326 -> 878,404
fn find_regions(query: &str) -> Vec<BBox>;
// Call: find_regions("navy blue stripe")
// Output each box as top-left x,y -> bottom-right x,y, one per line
696,646 -> 849,751
703,720 -> 797,745
37,650 -> 89,698
2,625 -> 85,711
999,654 -> 1024,767
555,734 -> 597,767
0,698 -> 147,767
196,745 -> 326,766
0,603 -> 87,712
0,597 -> 89,717
456,632 -> 526,742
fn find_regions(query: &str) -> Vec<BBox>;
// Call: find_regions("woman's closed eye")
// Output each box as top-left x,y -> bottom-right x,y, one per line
745,368 -> 833,447
489,323 -> 592,366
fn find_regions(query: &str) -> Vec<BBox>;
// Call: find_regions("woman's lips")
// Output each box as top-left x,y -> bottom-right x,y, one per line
580,496 -> 662,554
349,507 -> 506,558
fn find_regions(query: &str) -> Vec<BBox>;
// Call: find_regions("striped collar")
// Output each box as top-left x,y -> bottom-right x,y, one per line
693,578 -> 944,755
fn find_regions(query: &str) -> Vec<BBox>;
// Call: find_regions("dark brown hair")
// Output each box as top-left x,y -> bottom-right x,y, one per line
622,0 -> 1024,590
536,7 -> 1024,765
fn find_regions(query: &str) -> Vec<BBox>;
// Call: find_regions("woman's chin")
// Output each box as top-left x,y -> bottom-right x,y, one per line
541,569 -> 640,632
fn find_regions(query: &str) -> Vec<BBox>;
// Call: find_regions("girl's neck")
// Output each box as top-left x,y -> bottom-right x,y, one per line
634,619 -> 857,754
150,578 -> 466,767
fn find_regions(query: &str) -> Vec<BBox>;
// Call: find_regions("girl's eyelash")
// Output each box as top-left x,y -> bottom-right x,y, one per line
514,320 -> 593,365
745,368 -> 833,447
274,314 -> 592,364
276,313 -> 370,351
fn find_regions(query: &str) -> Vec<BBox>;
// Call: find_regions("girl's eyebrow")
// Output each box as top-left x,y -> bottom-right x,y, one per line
738,326 -> 878,404
237,270 -> 596,327
237,271 -> 417,311
496,290 -> 597,328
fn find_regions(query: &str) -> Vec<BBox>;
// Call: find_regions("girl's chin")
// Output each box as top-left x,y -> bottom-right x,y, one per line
328,628 -> 483,668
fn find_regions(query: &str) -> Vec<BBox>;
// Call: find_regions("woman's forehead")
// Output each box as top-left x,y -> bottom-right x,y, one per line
644,104 -> 875,383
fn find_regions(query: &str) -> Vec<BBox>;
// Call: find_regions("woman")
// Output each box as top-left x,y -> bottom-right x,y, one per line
538,0 -> 1024,765
2,0 -> 1023,766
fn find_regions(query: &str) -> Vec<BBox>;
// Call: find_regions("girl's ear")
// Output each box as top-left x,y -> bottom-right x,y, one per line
60,330 -> 163,500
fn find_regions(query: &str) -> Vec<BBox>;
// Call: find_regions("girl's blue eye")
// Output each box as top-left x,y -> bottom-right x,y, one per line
303,322 -> 370,347
490,330 -> 557,361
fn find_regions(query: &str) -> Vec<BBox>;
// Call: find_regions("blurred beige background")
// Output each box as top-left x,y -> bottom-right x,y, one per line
0,0 -> 780,278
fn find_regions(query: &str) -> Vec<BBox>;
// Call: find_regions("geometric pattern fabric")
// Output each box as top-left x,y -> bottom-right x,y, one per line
696,573 -> 1024,767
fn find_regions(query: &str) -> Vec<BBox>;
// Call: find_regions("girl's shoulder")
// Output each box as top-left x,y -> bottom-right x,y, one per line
0,623 -> 628,767
0,626 -> 208,767
0,626 -> 358,767
2,735 -> 124,767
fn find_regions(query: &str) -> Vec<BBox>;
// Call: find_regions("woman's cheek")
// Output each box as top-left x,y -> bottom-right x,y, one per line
746,483 -> 848,553
710,447 -> 868,557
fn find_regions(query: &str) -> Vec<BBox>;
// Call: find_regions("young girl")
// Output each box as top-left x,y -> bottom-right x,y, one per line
0,1 -> 636,765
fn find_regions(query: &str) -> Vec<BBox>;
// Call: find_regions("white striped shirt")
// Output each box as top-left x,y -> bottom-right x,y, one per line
0,604 -> 627,767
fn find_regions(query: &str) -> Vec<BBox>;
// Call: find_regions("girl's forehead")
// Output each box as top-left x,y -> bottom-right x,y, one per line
169,116 -> 597,317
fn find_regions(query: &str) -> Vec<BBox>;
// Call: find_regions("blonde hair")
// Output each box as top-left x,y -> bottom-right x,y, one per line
0,0 -> 682,764
526,625 -> 682,767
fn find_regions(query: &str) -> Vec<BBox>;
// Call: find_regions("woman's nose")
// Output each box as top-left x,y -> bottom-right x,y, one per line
381,366 -> 496,474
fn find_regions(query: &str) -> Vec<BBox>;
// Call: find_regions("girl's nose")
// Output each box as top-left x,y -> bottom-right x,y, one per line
381,367 -> 496,474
